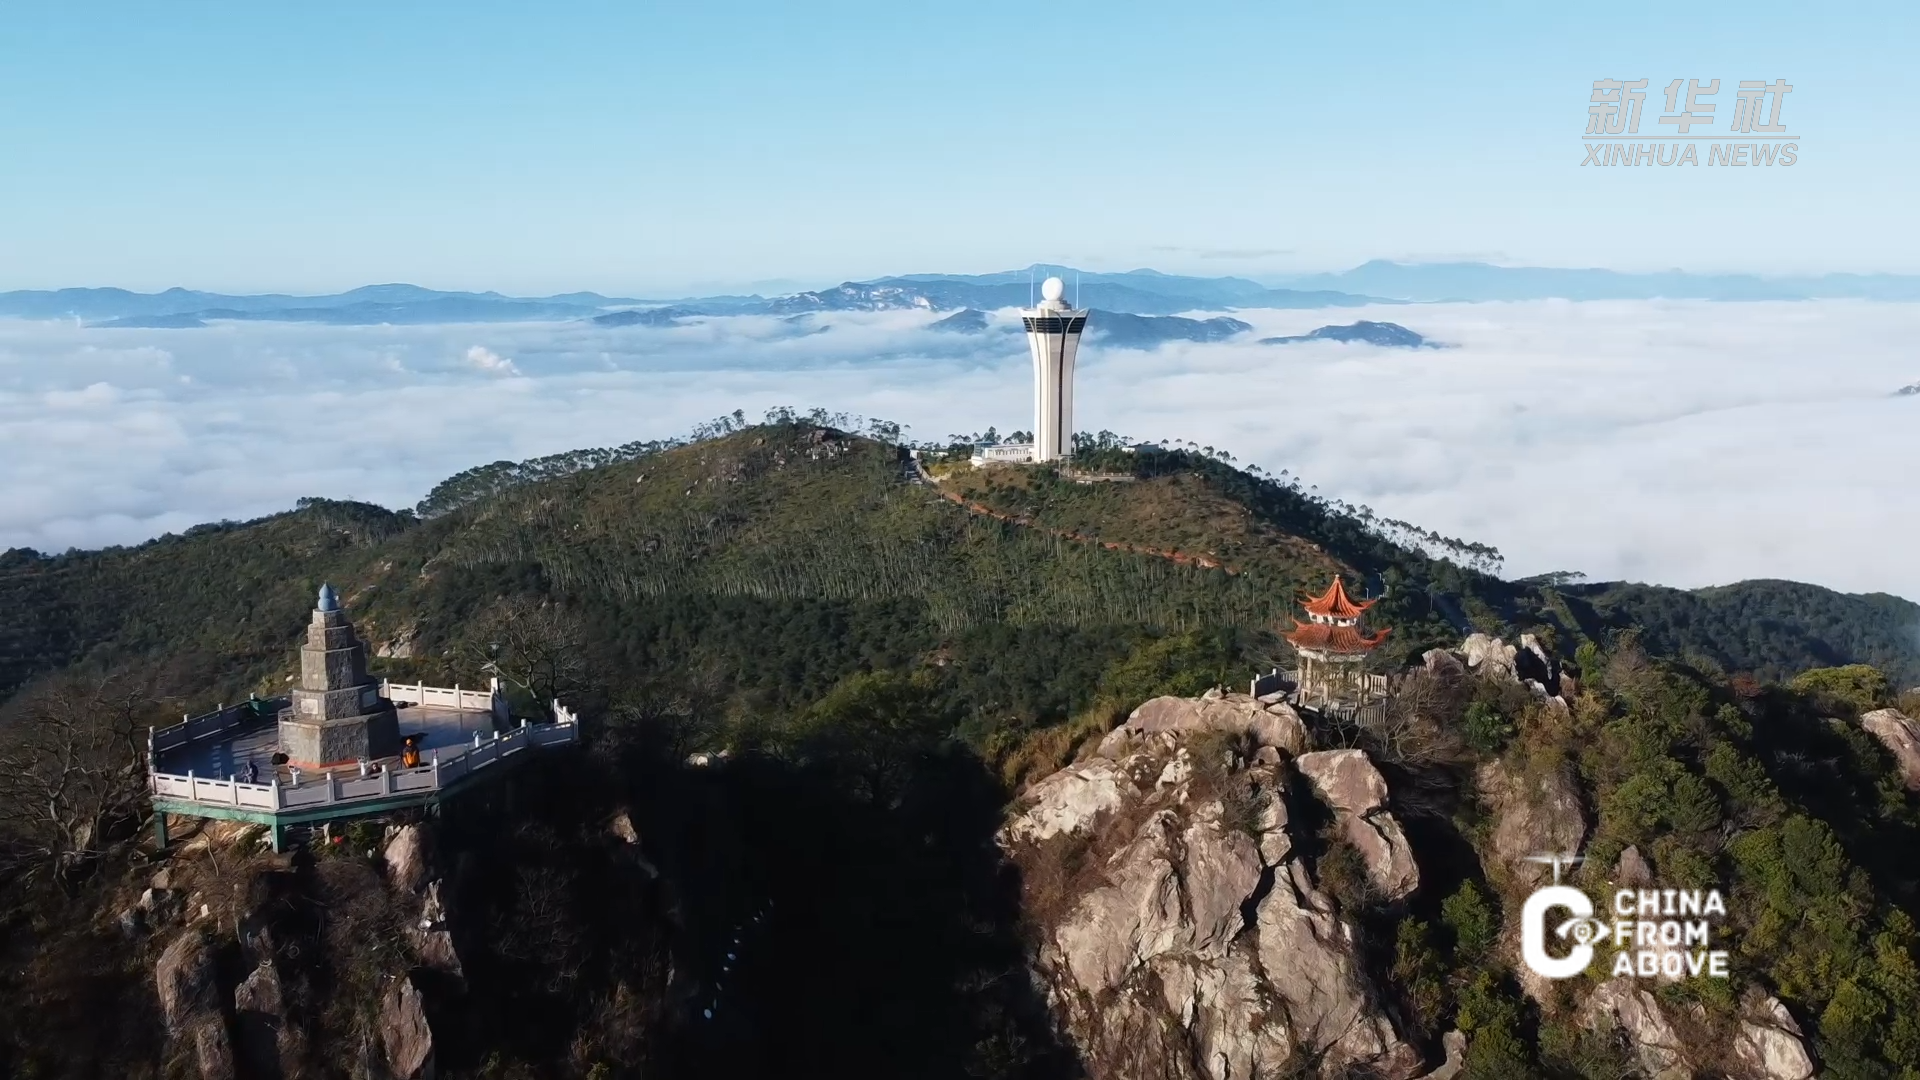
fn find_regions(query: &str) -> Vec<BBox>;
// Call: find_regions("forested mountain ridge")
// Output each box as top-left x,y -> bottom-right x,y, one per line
2,420 -> 1915,720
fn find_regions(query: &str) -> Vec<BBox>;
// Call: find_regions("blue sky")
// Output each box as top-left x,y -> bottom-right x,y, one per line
3,1 -> 1914,294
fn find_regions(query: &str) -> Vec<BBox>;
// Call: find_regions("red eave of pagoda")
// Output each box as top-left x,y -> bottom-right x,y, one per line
1300,575 -> 1375,619
1285,621 -> 1391,653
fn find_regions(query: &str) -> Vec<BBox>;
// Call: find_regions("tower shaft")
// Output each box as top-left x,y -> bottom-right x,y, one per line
1020,306 -> 1087,462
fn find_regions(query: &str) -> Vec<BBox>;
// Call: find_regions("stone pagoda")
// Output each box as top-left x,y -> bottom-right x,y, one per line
280,583 -> 399,766
1285,575 -> 1391,705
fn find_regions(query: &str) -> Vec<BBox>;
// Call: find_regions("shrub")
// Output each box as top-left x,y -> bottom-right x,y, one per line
1790,665 -> 1892,716
1461,700 -> 1514,755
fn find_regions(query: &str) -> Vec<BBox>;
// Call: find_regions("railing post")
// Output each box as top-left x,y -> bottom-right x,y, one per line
382,765 -> 392,794
432,753 -> 441,788
326,772 -> 336,804
230,777 -> 239,806
186,769 -> 196,801
271,775 -> 282,809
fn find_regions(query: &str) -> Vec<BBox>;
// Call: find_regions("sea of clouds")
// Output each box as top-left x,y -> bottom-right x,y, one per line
2,300 -> 1916,600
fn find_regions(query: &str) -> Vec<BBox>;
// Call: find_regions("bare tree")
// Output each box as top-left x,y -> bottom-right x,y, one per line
0,671 -> 154,884
467,596 -> 598,719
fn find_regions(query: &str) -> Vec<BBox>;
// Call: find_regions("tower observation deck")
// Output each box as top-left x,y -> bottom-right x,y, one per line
1020,276 -> 1088,463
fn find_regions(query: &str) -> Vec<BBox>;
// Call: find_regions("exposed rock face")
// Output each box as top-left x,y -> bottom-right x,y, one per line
1615,845 -> 1653,889
1096,694 -> 1309,761
1005,700 -> 1421,1079
1580,979 -> 1687,1079
1477,759 -> 1587,890
1861,709 -> 1920,790
234,962 -> 294,1079
380,974 -> 437,1080
1461,633 -> 1519,678
1424,1030 -> 1467,1079
384,823 -> 432,895
1007,759 -> 1135,844
155,930 -> 235,1080
410,880 -> 463,976
1732,992 -> 1816,1080
1295,749 -> 1420,901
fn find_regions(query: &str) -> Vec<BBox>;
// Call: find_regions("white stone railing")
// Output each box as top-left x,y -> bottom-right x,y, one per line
151,696 -> 281,758
381,678 -> 510,726
150,694 -> 578,815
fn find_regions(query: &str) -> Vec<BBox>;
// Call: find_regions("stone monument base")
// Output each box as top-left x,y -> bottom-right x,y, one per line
280,706 -> 400,767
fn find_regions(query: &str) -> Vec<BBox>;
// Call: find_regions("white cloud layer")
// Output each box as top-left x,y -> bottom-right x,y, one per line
1,302 -> 1916,600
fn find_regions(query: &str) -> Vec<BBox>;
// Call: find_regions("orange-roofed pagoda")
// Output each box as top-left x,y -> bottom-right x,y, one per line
1286,575 -> 1391,705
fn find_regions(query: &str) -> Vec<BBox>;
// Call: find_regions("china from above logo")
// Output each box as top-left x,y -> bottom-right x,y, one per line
1519,853 -> 1731,980
1584,79 -> 1798,167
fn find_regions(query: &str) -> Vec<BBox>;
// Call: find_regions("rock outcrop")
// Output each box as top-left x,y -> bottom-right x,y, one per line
1476,759 -> 1586,890
1461,633 -> 1519,679
1295,749 -> 1420,900
234,961 -> 295,1079
155,929 -> 236,1080
1005,699 -> 1423,1079
1095,693 -> 1309,761
1861,708 -> 1920,790
384,823 -> 433,895
411,880 -> 463,976
380,974 -> 437,1080
1732,991 -> 1817,1080
1579,979 -> 1688,1079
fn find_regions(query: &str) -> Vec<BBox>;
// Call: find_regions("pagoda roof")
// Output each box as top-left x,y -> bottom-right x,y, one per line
1300,575 -> 1374,619
1285,620 -> 1390,654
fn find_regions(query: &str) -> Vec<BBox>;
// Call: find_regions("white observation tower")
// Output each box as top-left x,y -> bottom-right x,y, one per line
1020,275 -> 1088,462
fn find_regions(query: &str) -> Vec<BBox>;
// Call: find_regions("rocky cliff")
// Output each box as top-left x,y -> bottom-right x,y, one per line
1003,691 -> 1429,1079
1002,630 -> 1845,1080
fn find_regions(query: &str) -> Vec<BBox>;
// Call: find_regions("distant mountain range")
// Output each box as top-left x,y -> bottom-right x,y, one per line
7,260 -> 1918,327
1259,320 -> 1437,348
1269,260 -> 1920,302
919,308 -> 1253,349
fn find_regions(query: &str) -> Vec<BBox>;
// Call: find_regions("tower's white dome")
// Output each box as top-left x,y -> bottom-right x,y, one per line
1040,276 -> 1066,302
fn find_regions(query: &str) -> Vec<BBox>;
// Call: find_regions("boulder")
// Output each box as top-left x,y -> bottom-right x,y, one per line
1295,749 -> 1419,901
380,974 -> 436,1080
187,1018 -> 237,1080
1005,758 -> 1136,844
1732,992 -> 1816,1080
1461,634 -> 1518,679
1861,709 -> 1920,790
1422,649 -> 1467,681
1580,979 -> 1688,1079
607,810 -> 641,845
383,824 -> 432,895
1295,749 -> 1388,816
1615,845 -> 1653,889
156,929 -> 222,1033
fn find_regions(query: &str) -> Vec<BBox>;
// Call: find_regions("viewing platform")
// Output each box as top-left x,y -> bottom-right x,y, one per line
148,680 -> 578,851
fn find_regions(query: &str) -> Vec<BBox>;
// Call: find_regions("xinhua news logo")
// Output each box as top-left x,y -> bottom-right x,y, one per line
1519,855 -> 1731,981
1584,78 -> 1798,167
